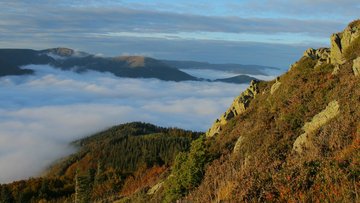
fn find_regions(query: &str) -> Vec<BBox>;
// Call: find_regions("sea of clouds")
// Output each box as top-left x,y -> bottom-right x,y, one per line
0,64 -> 252,183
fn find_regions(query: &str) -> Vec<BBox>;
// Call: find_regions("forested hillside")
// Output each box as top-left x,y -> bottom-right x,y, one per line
0,122 -> 201,202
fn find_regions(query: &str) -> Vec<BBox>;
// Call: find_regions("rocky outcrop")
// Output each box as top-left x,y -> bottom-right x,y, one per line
206,80 -> 260,137
303,47 -> 331,62
233,136 -> 245,154
330,34 -> 345,65
270,77 -> 281,94
303,47 -> 331,68
353,57 -> 360,76
332,65 -> 340,75
46,47 -> 75,57
293,100 -> 340,154
147,181 -> 164,195
300,21 -> 360,73
330,21 -> 360,65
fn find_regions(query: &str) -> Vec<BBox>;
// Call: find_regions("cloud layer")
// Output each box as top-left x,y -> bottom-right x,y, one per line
0,65 -> 248,183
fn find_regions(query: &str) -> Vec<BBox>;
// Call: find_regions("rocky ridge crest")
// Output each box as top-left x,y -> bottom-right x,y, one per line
206,80 -> 260,137
302,20 -> 360,75
206,20 -> 360,138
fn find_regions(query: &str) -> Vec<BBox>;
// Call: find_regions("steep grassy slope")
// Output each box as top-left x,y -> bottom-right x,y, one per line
180,21 -> 360,202
185,59 -> 359,202
119,21 -> 360,203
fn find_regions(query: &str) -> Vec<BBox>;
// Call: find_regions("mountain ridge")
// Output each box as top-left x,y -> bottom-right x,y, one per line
0,48 -> 197,82
162,59 -> 279,75
0,48 -> 268,83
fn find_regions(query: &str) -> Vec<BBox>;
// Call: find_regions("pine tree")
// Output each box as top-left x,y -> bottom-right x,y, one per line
95,160 -> 105,184
75,169 -> 91,203
39,179 -> 50,200
0,186 -> 14,203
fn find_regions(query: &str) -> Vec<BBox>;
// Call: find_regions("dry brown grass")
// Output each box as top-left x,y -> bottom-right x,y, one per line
184,52 -> 360,202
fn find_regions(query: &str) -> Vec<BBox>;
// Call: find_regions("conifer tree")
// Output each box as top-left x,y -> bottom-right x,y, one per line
75,169 -> 91,203
0,186 -> 14,203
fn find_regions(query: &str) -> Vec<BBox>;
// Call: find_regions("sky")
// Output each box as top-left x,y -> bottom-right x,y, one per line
0,0 -> 359,68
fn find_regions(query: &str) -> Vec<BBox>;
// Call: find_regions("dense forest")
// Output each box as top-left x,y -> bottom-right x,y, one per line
0,122 -> 201,202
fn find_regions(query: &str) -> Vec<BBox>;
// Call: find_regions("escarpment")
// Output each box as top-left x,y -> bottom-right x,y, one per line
331,21 -> 360,65
303,47 -> 331,68
302,20 -> 360,73
206,80 -> 260,137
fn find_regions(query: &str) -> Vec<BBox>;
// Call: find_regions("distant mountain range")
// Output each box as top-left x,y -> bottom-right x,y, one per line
0,58 -> 33,77
0,48 -> 274,83
162,60 -> 278,75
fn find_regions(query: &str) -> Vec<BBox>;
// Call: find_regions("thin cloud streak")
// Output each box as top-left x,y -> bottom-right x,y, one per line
0,4 -> 344,36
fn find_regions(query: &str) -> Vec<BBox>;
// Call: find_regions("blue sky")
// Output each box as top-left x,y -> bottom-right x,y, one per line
0,0 -> 359,68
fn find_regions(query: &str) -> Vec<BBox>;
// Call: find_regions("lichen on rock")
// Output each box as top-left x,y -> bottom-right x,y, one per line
206,80 -> 260,137
303,47 -> 331,62
303,47 -> 331,68
330,23 -> 360,65
293,100 -> 340,154
352,57 -> 360,76
332,65 -> 340,75
233,136 -> 245,154
301,21 -> 360,72
270,77 -> 281,95
147,181 -> 164,195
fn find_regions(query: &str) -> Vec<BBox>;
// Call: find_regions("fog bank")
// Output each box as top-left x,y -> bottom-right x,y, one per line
0,65 -> 248,183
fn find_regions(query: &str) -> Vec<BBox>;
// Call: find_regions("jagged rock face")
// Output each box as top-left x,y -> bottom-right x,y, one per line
303,48 -> 331,61
303,47 -> 331,68
301,21 -> 360,71
330,34 -> 344,65
353,57 -> 360,76
332,65 -> 340,75
293,100 -> 340,154
330,22 -> 360,65
206,80 -> 260,137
